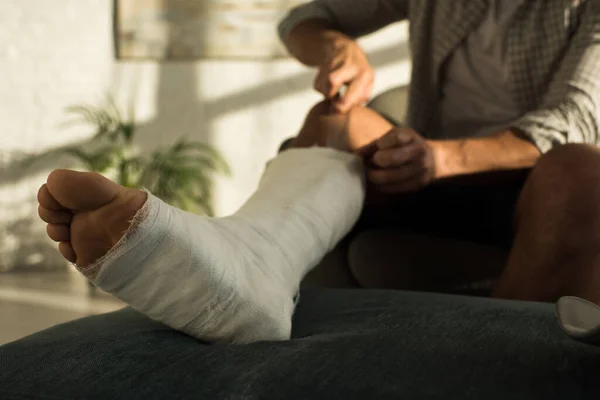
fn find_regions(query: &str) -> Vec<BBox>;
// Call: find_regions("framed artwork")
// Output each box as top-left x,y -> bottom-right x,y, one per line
115,0 -> 306,60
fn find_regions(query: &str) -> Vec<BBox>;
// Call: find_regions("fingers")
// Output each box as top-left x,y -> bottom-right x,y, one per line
362,127 -> 434,193
356,141 -> 378,158
335,71 -> 374,113
328,64 -> 359,98
375,128 -> 414,150
367,161 -> 424,186
314,59 -> 373,111
314,61 -> 357,99
376,174 -> 431,193
356,129 -> 419,167
367,162 -> 432,193
371,143 -> 425,168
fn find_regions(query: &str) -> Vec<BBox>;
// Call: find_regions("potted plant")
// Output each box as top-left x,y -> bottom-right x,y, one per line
41,96 -> 229,216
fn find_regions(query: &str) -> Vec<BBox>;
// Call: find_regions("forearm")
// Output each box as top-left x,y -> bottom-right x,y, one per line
430,130 -> 542,179
284,20 -> 350,66
279,0 -> 408,65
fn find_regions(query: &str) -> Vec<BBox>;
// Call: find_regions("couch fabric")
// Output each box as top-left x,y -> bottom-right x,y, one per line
1,289 -> 599,399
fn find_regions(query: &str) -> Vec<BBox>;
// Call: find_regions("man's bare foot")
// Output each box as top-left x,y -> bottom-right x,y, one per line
38,169 -> 147,269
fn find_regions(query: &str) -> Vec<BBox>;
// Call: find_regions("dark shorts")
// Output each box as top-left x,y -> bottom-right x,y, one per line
279,136 -> 528,249
355,175 -> 529,249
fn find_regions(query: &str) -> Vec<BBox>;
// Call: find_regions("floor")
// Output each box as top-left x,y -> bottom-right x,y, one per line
0,267 -> 124,345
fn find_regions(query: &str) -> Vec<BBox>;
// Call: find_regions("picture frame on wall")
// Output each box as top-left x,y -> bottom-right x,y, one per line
114,0 -> 306,60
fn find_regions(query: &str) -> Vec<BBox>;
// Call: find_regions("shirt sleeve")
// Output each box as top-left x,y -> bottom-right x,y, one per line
512,1 -> 600,153
278,0 -> 409,41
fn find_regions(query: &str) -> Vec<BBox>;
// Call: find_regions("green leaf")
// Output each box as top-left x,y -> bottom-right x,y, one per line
87,146 -> 119,172
196,196 -> 214,216
133,139 -> 229,212
127,102 -> 136,123
58,97 -> 228,215
64,96 -> 133,144
65,105 -> 99,124
171,139 -> 231,175
121,122 -> 135,143
105,95 -> 122,122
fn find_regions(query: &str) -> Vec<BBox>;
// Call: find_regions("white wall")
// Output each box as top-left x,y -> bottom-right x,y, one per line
0,0 -> 410,271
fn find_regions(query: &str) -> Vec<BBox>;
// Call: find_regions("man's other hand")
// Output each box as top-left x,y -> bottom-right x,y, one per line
360,128 -> 436,193
314,35 -> 374,114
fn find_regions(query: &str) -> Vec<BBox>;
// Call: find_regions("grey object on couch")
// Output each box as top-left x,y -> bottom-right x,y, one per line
558,296 -> 600,345
1,289 -> 599,399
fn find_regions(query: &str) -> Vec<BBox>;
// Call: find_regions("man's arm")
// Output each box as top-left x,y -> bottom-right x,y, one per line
364,128 -> 540,193
511,1 -> 600,153
279,0 -> 409,65
430,130 -> 541,179
283,20 -> 348,67
431,1 -> 600,179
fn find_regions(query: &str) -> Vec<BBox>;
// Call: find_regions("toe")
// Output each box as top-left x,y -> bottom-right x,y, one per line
47,224 -> 70,242
38,184 -> 65,210
38,205 -> 72,224
58,241 -> 77,263
47,169 -> 119,211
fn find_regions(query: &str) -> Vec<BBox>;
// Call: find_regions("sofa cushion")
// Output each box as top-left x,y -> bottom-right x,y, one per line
1,289 -> 598,399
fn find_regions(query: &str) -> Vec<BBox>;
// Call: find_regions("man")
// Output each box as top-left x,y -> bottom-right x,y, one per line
278,0 -> 600,300
34,0 -> 599,346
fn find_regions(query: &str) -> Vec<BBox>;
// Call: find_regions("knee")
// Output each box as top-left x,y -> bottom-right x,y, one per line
529,144 -> 600,189
537,143 -> 600,172
343,106 -> 394,150
301,100 -> 341,141
289,100 -> 336,148
303,101 -> 370,150
519,144 -> 600,215
345,106 -> 376,132
298,101 -> 392,151
305,101 -> 374,133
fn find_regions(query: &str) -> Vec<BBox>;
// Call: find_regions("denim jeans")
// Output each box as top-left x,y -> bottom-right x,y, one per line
1,289 -> 599,399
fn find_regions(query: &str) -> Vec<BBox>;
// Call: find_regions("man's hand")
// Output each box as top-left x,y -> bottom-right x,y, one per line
360,128 -> 436,193
314,35 -> 374,114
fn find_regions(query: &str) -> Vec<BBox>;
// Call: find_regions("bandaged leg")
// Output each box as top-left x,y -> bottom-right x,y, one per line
38,148 -> 365,344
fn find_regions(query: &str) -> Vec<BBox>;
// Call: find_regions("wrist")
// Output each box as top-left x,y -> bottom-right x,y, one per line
321,30 -> 353,56
428,140 -> 465,179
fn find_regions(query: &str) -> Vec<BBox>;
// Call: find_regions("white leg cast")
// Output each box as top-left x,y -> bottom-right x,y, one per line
81,148 -> 365,344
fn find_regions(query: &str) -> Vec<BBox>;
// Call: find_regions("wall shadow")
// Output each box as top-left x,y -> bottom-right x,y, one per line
133,0 -> 210,151
202,41 -> 410,121
0,1 -> 409,271
2,29 -> 408,185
